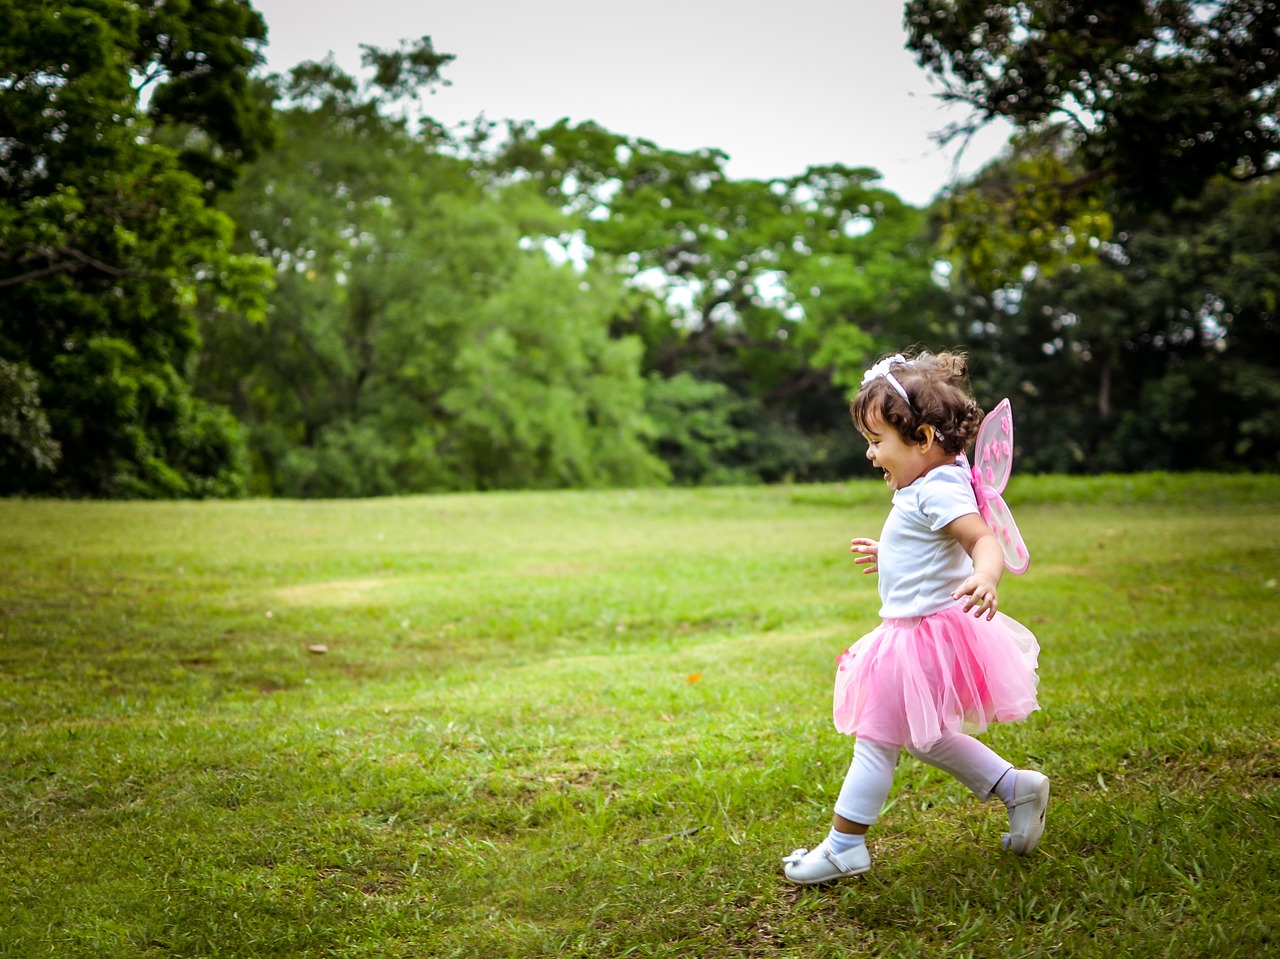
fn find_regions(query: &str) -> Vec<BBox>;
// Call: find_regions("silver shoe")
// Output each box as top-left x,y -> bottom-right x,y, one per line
782,837 -> 871,884
1001,770 -> 1050,854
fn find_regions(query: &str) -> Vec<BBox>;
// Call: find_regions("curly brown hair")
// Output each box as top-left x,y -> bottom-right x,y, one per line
849,351 -> 984,455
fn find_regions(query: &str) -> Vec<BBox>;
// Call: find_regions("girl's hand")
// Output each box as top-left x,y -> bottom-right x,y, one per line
943,514 -> 1005,621
850,537 -> 879,575
952,575 -> 1000,620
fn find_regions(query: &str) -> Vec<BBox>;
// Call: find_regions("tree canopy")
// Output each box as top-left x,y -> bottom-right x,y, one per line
3,4 -> 1278,498
490,121 -> 957,482
905,0 -> 1280,211
903,1 -> 1280,474
204,53 -> 666,495
0,0 -> 273,496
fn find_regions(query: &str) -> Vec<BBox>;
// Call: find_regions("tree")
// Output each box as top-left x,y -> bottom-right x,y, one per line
905,0 -> 1280,212
0,0 -> 273,496
492,121 -> 956,482
928,128 -> 1114,294
137,0 -> 277,193
953,175 -> 1280,473
205,53 -> 666,495
898,10 -> 1280,476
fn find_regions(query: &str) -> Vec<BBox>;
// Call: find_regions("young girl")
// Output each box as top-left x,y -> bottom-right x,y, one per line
783,350 -> 1047,885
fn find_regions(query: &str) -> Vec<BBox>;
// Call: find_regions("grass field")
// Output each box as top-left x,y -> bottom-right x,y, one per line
2,474 -> 1278,958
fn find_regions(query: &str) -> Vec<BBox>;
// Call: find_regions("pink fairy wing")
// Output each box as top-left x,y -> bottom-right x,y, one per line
964,400 -> 1030,575
983,488 -> 1030,575
973,398 -> 1015,495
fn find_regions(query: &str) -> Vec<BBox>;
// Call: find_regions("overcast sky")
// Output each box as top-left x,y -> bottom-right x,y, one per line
250,0 -> 1013,207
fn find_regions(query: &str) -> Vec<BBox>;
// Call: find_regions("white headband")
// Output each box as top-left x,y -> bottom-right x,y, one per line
861,354 -> 911,405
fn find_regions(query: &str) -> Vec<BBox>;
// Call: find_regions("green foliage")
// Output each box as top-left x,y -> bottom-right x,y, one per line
906,0 -> 1280,211
934,129 -> 1113,294
137,0 -> 276,192
493,121 -> 951,482
7,3 -> 1277,497
955,174 -> 1280,473
206,61 -> 665,495
904,0 -> 1280,475
359,34 -> 455,102
0,357 -> 59,473
0,0 -> 273,497
2,478 -> 1278,955
436,259 -> 667,490
644,373 -> 755,485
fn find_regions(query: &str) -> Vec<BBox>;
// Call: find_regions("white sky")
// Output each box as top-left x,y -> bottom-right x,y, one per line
250,0 -> 1012,207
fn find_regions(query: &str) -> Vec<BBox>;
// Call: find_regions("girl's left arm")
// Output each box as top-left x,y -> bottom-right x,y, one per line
945,513 -> 1005,620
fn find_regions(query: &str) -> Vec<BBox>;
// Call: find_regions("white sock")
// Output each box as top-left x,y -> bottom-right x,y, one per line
826,828 -> 866,856
993,768 -> 1019,806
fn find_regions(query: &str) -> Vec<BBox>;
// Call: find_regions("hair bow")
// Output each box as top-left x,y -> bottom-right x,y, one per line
861,354 -> 911,403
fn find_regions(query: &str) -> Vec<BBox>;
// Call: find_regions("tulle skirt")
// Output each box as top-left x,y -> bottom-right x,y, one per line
833,603 -> 1040,751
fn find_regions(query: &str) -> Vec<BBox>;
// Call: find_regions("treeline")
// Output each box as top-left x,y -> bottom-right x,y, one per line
2,2 -> 1277,498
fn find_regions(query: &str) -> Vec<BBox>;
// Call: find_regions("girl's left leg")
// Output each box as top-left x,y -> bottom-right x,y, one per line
906,733 -> 1011,799
907,734 -> 1050,854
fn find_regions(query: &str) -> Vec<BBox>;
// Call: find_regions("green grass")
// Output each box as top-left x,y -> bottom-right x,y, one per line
2,475 -> 1278,958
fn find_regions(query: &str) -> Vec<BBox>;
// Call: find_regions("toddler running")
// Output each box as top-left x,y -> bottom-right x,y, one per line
783,350 -> 1047,885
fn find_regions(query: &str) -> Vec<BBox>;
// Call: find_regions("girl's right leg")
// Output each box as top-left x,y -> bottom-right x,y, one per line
834,737 -> 900,828
784,738 -> 898,884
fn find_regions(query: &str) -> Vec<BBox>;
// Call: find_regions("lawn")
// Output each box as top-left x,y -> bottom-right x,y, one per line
2,474 -> 1278,958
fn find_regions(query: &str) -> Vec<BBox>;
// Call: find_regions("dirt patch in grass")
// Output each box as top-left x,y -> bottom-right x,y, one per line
274,578 -> 398,607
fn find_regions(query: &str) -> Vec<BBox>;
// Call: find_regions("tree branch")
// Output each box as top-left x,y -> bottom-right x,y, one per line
0,245 -> 143,288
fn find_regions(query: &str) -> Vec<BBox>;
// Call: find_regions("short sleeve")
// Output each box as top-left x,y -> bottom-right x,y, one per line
918,466 -> 978,531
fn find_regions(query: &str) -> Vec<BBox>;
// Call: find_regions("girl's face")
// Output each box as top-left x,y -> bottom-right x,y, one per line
860,413 -> 939,491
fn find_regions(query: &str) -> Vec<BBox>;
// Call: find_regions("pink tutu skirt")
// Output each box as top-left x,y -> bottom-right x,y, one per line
833,604 -> 1040,751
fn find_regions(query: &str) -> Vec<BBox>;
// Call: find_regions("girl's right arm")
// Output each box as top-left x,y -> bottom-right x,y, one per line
850,537 -> 879,575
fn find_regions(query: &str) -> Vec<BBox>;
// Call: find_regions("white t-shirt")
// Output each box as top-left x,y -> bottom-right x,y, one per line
876,464 -> 979,619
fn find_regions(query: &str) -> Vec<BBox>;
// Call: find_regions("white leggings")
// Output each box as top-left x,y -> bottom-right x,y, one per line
834,735 -> 1014,826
